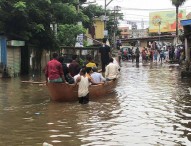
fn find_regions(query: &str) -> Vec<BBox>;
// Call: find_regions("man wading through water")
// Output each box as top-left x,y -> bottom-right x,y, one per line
75,68 -> 101,104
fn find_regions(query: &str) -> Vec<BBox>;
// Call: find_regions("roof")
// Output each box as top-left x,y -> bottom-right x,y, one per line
121,35 -> 176,42
180,19 -> 191,26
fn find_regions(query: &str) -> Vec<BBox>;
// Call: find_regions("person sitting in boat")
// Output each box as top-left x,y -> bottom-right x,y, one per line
45,52 -> 66,83
75,68 -> 98,104
68,55 -> 81,77
91,66 -> 106,83
86,55 -> 97,68
58,56 -> 74,84
85,67 -> 94,80
105,57 -> 120,81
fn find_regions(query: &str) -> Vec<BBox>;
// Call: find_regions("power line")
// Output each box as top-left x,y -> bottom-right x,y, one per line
123,13 -> 149,17
122,19 -> 149,23
120,6 -> 191,11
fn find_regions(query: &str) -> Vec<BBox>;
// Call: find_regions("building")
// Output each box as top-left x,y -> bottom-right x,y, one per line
129,29 -> 149,38
180,19 -> 191,64
0,36 -> 6,70
187,12 -> 191,19
0,37 -> 25,77
118,26 -> 130,39
93,17 -> 105,39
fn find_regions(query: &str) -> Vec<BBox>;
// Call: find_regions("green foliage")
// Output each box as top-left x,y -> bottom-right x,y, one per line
82,4 -> 104,28
171,0 -> 186,7
58,24 -> 85,46
0,0 -> 90,50
35,24 -> 45,33
79,0 -> 87,3
0,0 -> 122,51
52,3 -> 78,24
14,1 -> 26,11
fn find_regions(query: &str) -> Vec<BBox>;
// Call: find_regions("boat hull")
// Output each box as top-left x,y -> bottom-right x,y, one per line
46,80 -> 117,102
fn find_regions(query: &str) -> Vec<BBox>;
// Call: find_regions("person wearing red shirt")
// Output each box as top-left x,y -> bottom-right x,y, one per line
45,52 -> 65,83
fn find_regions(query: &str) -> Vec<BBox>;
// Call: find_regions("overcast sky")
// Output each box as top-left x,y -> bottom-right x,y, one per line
87,0 -> 191,28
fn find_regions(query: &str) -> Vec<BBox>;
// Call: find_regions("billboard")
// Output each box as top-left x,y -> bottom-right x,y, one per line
149,10 -> 186,33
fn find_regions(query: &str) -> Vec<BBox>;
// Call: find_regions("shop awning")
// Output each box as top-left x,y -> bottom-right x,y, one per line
180,19 -> 191,26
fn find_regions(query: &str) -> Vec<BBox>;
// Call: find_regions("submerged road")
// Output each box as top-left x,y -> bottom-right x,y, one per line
0,61 -> 191,146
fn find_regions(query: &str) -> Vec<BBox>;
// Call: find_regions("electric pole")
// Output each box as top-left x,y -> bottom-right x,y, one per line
104,0 -> 114,37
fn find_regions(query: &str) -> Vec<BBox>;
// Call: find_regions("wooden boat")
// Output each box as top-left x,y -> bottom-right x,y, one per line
46,80 -> 117,102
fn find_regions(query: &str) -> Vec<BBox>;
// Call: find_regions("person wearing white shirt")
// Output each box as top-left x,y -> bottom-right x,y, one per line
105,57 -> 119,81
91,67 -> 106,83
113,57 -> 120,71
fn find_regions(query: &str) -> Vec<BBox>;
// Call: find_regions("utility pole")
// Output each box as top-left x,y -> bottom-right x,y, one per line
113,6 -> 116,49
158,21 -> 161,48
104,0 -> 114,37
113,6 -> 121,49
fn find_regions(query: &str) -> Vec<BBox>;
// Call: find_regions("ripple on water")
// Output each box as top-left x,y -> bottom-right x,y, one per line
0,62 -> 191,145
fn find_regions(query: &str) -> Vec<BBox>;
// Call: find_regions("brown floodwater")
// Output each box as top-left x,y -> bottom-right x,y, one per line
0,62 -> 191,146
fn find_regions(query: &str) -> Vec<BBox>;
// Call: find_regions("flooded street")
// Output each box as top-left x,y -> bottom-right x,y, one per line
0,62 -> 191,146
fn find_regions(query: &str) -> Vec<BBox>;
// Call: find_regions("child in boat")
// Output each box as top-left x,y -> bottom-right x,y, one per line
75,68 -> 98,104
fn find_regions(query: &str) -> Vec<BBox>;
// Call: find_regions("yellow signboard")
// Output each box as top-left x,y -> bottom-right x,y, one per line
149,10 -> 186,33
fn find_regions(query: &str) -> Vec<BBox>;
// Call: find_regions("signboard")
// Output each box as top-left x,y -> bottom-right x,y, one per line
7,40 -> 25,47
149,10 -> 186,33
104,30 -> 108,36
75,34 -> 83,47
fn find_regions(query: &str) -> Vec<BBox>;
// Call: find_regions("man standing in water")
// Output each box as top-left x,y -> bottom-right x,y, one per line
135,47 -> 140,64
76,68 -> 100,104
99,38 -> 111,72
45,52 -> 65,83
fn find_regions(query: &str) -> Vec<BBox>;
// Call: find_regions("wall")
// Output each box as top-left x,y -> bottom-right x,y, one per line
94,19 -> 104,39
119,27 -> 130,38
0,36 -> 7,69
7,46 -> 21,77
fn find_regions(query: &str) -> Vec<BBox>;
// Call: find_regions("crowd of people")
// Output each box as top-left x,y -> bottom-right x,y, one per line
45,38 -> 120,104
119,45 -> 185,64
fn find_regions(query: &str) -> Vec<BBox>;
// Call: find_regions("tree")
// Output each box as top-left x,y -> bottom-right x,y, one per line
0,0 -> 123,72
0,0 -> 90,72
171,0 -> 186,37
82,4 -> 123,46
82,4 -> 105,28
58,24 -> 85,46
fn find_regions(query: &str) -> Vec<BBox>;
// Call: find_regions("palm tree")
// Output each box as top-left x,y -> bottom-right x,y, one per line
171,0 -> 186,36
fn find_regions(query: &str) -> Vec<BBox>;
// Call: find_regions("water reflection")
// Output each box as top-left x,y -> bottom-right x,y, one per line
0,62 -> 191,145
